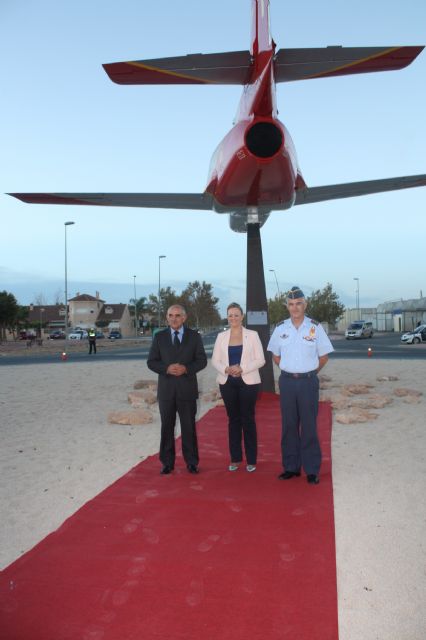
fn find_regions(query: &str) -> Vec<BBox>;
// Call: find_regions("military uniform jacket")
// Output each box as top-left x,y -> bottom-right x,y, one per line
147,327 -> 207,401
267,316 -> 334,373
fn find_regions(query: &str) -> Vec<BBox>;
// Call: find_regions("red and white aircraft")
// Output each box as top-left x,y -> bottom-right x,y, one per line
10,0 -> 426,233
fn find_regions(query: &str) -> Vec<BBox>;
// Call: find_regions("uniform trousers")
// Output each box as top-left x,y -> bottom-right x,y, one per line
158,393 -> 199,468
278,372 -> 321,475
219,376 -> 260,465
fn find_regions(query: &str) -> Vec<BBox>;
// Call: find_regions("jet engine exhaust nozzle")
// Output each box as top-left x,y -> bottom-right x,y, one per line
245,122 -> 283,159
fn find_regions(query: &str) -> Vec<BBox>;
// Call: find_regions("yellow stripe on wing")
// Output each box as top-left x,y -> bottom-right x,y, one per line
303,46 -> 401,80
126,61 -> 219,84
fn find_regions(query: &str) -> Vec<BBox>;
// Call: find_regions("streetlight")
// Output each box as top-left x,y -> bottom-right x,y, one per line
39,307 -> 45,341
158,255 -> 166,328
269,269 -> 280,297
353,277 -> 360,319
133,275 -> 138,338
64,221 -> 75,341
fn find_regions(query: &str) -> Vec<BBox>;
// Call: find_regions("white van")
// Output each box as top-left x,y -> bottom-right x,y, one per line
345,321 -> 373,339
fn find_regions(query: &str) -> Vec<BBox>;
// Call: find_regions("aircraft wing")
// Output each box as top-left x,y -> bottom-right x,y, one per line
10,175 -> 426,210
103,51 -> 252,85
275,46 -> 424,82
294,174 -> 426,206
8,192 -> 214,209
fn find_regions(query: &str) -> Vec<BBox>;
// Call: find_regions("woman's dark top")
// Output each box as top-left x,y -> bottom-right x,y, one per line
228,344 -> 243,366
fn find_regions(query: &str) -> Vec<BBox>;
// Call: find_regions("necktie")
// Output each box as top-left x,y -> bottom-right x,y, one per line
173,330 -> 180,347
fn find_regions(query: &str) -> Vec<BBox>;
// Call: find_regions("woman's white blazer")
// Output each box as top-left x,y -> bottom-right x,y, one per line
211,327 -> 265,385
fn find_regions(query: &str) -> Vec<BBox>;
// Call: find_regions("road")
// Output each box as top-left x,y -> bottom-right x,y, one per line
0,332 -> 424,366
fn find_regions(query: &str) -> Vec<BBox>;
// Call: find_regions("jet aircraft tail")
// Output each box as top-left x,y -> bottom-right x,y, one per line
103,44 -> 423,86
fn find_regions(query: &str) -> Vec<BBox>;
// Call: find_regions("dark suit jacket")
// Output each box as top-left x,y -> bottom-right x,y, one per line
147,327 -> 207,401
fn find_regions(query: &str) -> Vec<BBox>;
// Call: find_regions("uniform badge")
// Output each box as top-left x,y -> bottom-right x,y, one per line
303,326 -> 316,341
280,333 -> 289,339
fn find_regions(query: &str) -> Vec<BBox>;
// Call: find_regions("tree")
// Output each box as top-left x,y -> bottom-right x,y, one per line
306,283 -> 345,327
53,288 -> 63,305
180,281 -> 220,328
148,287 -> 179,326
0,291 -> 19,340
268,293 -> 289,326
15,305 -> 30,332
268,283 -> 345,328
129,296 -> 148,328
32,292 -> 48,305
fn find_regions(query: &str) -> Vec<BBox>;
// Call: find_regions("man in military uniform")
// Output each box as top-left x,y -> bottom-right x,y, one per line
267,286 -> 334,484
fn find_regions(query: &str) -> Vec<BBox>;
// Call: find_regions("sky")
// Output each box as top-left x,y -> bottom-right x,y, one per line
1,0 -> 425,315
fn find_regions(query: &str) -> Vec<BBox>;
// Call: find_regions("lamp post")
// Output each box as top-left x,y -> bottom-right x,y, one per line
64,221 -> 75,341
353,277 -> 360,319
39,307 -> 45,340
133,274 -> 138,338
269,269 -> 280,297
158,255 -> 166,328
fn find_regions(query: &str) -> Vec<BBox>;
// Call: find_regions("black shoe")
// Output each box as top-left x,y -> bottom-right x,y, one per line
278,470 -> 301,480
160,465 -> 173,475
307,474 -> 319,484
187,464 -> 199,474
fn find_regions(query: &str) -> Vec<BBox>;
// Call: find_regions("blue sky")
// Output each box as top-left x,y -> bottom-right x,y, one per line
1,0 -> 425,314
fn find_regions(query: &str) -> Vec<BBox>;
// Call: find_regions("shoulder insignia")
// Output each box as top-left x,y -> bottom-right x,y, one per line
276,320 -> 285,327
310,319 -> 319,326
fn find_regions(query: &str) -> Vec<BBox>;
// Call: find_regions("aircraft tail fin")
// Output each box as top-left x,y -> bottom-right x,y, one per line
275,45 -> 423,82
103,51 -> 252,85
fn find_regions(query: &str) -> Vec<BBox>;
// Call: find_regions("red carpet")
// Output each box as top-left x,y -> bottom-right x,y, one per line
0,394 -> 338,640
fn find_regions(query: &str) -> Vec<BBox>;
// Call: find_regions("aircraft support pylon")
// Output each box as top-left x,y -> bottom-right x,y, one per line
246,222 -> 275,393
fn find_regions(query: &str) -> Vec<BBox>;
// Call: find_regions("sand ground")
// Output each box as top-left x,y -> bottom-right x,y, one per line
1,355 -> 425,639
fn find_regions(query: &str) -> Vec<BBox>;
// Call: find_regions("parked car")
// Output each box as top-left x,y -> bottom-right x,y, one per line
400,324 -> 426,344
345,321 -> 374,339
108,330 -> 122,339
19,330 -> 37,340
49,330 -> 66,340
67,330 -> 88,340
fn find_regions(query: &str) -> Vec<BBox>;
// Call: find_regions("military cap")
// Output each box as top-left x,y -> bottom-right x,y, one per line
287,286 -> 305,299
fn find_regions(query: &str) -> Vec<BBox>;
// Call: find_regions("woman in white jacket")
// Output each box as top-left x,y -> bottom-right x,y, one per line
212,303 -> 265,472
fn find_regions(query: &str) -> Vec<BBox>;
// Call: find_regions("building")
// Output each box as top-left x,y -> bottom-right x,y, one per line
26,292 -> 134,338
337,296 -> 426,333
376,297 -> 426,332
67,293 -> 105,328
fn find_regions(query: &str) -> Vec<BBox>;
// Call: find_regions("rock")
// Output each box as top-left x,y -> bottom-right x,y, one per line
133,379 -> 157,391
343,383 -> 375,395
128,390 -> 157,406
350,394 -> 393,409
128,391 -> 145,407
403,396 -> 421,404
108,410 -> 153,425
331,398 -> 352,410
319,381 -> 330,390
393,388 -> 422,398
335,407 -> 379,424
319,374 -> 332,383
377,375 -> 399,382
202,389 -> 221,402
321,392 -> 351,409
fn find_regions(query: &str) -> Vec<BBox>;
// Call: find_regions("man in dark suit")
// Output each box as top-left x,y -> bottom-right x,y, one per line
147,304 -> 207,475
